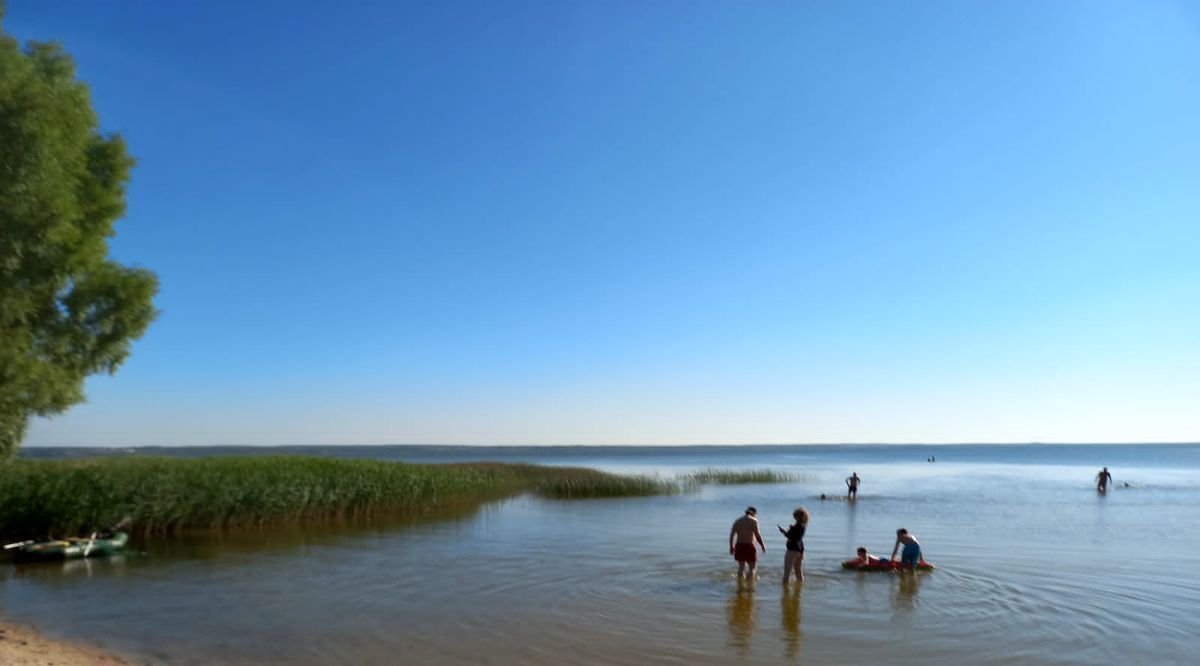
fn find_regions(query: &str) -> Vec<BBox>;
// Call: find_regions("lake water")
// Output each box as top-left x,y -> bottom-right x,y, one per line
4,444 -> 1199,665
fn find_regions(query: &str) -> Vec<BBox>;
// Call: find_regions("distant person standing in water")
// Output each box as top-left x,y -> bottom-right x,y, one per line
890,528 -> 922,569
1096,467 -> 1113,492
777,507 -> 809,584
846,472 -> 861,499
730,507 -> 766,579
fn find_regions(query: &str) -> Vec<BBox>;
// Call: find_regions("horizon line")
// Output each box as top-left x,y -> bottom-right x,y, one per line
22,441 -> 1200,449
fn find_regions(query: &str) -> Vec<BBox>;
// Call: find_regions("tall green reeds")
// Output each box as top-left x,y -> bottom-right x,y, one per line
533,471 -> 678,499
679,468 -> 801,485
0,456 -> 517,538
0,459 -> 806,539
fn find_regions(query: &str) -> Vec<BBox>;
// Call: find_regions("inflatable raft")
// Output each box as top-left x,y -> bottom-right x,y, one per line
842,557 -> 934,572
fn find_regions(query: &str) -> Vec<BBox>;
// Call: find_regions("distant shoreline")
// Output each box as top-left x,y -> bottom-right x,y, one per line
19,441 -> 1200,458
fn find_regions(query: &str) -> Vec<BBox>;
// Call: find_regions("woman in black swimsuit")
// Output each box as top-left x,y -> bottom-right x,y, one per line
778,507 -> 809,584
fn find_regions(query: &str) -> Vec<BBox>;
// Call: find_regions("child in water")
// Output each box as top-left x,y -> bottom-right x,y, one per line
852,546 -> 882,567
890,528 -> 922,568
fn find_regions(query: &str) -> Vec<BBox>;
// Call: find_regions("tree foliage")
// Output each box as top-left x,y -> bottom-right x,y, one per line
1,15 -> 158,457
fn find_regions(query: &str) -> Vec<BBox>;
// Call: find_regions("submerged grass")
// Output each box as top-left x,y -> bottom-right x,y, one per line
679,468 -> 801,485
442,462 -> 676,497
0,457 -> 679,539
533,472 -> 679,499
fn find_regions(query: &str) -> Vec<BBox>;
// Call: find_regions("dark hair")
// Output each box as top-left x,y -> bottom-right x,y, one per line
857,546 -> 867,553
897,528 -> 908,535
745,506 -> 757,515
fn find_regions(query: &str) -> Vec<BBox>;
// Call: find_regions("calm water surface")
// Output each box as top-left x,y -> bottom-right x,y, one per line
4,444 -> 1199,665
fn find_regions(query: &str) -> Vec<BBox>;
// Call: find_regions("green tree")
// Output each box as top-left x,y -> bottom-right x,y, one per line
1,12 -> 158,457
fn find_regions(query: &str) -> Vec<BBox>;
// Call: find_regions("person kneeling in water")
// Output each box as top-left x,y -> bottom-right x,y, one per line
890,528 -> 922,568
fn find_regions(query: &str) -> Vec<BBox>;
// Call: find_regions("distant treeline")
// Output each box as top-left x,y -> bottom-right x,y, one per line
0,457 -> 797,539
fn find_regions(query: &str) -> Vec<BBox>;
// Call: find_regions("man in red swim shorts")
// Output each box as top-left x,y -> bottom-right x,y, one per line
729,506 -> 766,579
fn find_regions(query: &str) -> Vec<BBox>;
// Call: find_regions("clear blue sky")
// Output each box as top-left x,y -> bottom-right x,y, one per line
9,1 -> 1200,446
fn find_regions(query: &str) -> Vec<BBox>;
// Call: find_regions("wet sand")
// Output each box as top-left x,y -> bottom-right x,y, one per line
0,621 -> 134,665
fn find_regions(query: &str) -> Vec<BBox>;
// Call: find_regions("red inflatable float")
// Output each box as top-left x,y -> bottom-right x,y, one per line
841,557 -> 935,572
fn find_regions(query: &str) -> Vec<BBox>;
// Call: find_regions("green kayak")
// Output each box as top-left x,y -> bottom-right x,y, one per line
9,532 -> 129,563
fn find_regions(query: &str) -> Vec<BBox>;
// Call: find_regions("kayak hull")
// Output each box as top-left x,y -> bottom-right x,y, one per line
11,532 -> 129,563
842,557 -> 934,572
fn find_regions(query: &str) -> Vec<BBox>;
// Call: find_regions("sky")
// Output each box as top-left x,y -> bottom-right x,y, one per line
7,1 -> 1200,446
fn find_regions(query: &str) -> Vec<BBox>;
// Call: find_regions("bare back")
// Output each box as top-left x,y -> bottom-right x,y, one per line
731,515 -> 761,544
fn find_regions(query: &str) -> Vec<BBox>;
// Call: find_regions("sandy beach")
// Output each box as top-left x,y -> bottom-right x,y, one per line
0,621 -> 133,666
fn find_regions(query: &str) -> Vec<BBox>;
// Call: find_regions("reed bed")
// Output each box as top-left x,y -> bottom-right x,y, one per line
413,462 -> 681,498
0,456 -> 509,538
0,459 -> 809,539
679,468 -> 800,485
533,471 -> 679,499
0,457 -> 676,538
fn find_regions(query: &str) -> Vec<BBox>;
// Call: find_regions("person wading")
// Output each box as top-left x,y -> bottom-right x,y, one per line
729,507 -> 766,579
846,472 -> 861,499
778,507 -> 809,584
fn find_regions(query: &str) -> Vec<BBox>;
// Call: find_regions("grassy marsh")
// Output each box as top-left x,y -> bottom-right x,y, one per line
0,457 -> 673,538
0,458 -> 801,539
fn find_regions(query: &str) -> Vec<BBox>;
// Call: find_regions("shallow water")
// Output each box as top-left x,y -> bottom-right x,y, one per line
4,444 -> 1199,665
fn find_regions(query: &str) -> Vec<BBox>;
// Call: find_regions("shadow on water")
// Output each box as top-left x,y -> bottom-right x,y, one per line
726,578 -> 756,654
781,585 -> 802,658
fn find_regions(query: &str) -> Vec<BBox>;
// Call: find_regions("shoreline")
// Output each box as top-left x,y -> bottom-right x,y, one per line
0,620 -> 135,665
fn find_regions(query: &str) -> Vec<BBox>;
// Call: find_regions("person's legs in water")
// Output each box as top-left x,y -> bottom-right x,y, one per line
734,542 -> 756,578
901,542 -> 921,568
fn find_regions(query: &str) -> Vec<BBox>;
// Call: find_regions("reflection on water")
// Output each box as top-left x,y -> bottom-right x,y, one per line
150,499 -> 497,560
10,554 -> 129,582
891,571 -> 923,613
844,495 -> 859,558
780,586 -> 802,658
726,578 -> 756,653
